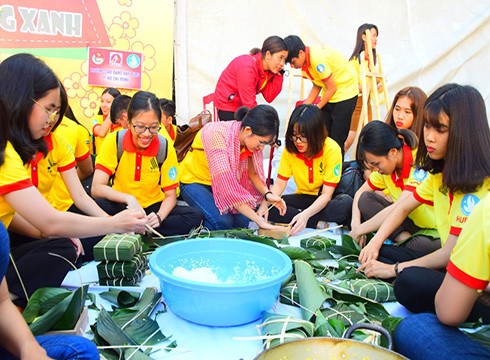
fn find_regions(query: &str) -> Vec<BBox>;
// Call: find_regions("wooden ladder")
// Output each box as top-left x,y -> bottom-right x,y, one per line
358,29 -> 390,129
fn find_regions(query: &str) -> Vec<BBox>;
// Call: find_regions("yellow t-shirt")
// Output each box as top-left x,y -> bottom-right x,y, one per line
368,147 -> 436,229
91,115 -> 122,155
302,46 -> 358,103
277,137 -> 342,195
48,120 -> 92,211
26,133 -> 76,199
414,174 -> 490,245
448,178 -> 490,236
95,130 -> 179,208
160,124 -> 177,144
447,195 -> 490,290
0,142 -> 34,227
179,129 -> 210,185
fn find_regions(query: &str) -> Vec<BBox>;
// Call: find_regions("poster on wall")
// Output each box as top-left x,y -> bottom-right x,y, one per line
0,0 -> 174,129
88,47 -> 142,90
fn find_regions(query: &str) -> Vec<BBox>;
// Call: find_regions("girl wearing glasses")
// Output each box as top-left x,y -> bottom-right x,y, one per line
259,104 -> 353,235
91,91 -> 203,235
180,105 -> 287,231
0,54 -> 146,305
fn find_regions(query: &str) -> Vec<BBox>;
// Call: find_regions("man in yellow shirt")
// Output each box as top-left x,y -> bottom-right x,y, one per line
284,35 -> 358,155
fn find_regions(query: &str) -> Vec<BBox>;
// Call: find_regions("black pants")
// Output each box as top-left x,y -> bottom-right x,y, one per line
7,233 -> 77,305
268,193 -> 353,228
394,266 -> 490,323
320,95 -> 357,155
359,191 -> 420,240
217,109 -> 235,121
95,198 -> 204,235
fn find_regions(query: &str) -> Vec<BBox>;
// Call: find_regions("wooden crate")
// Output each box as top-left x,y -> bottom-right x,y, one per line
258,223 -> 291,240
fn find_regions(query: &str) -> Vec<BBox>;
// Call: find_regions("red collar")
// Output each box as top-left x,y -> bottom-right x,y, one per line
391,145 -> 413,188
167,125 -> 176,141
295,148 -> 324,166
31,133 -> 54,165
122,130 -> 160,156
240,148 -> 253,161
253,52 -> 268,81
111,123 -> 122,132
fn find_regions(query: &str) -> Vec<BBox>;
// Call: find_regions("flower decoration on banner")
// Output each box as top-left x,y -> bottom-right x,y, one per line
132,41 -> 156,71
80,91 -> 101,119
107,23 -> 130,50
113,11 -> 139,39
63,72 -> 89,99
118,0 -> 133,7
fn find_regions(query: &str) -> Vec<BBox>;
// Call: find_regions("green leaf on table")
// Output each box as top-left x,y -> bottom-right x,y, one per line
22,287 -> 70,323
294,260 -> 328,320
100,288 -> 140,308
259,312 -> 315,337
281,246 -> 314,260
328,234 -> 361,256
314,310 -> 345,337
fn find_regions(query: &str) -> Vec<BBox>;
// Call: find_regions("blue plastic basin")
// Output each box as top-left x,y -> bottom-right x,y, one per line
149,238 -> 292,326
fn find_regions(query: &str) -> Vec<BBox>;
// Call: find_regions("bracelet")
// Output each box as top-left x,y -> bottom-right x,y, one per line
264,191 -> 273,201
394,262 -> 400,277
155,213 -> 162,224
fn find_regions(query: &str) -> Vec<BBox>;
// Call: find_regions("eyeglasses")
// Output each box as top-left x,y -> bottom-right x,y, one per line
132,124 -> 161,134
290,134 -> 308,143
32,99 -> 59,124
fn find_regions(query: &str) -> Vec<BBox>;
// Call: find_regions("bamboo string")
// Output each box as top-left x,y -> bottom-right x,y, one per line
9,253 -> 29,301
126,206 -> 166,239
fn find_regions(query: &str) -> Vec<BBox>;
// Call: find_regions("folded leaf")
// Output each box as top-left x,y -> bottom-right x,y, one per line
294,260 -> 328,320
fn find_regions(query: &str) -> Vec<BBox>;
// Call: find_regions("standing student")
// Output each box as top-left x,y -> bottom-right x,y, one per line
180,105 -> 286,230
345,23 -> 379,153
214,36 -> 288,120
395,196 -> 490,359
0,223 -> 100,359
259,104 -> 353,235
159,98 -> 177,142
91,87 -> 121,155
0,53 -> 146,303
385,86 -> 427,137
349,121 -> 438,255
91,91 -> 204,235
284,35 -> 358,154
357,84 -> 490,314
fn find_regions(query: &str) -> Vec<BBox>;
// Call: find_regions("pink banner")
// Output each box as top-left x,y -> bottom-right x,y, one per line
0,0 -> 109,48
88,47 -> 142,90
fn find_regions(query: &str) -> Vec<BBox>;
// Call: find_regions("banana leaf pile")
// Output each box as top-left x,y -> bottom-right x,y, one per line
91,287 -> 175,359
22,285 -> 89,335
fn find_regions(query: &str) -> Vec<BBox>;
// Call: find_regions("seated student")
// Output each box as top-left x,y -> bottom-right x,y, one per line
358,84 -> 490,316
259,104 -> 352,235
0,53 -> 146,306
91,91 -> 204,235
9,83 -> 111,264
349,121 -> 439,257
395,196 -> 490,360
159,98 -> 177,143
91,87 -> 121,155
110,94 -> 131,130
0,223 -> 99,360
179,105 -> 287,231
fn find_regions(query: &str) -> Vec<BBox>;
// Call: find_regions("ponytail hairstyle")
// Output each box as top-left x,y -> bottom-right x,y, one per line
415,83 -> 490,194
127,91 -> 161,124
356,120 -> 417,168
236,105 -> 279,144
259,36 -> 287,57
285,104 -> 327,158
349,23 -> 379,65
0,53 -> 62,164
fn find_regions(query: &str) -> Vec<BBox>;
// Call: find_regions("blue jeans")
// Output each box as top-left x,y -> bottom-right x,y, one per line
180,183 -> 249,230
0,335 -> 99,359
395,313 -> 490,360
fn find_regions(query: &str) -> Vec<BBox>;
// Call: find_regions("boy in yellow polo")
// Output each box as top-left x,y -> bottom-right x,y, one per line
284,35 -> 358,155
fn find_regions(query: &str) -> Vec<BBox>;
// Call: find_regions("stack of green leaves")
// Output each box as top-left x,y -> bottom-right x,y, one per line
92,287 -> 176,359
94,234 -> 146,286
22,285 -> 89,335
